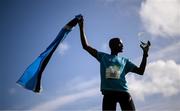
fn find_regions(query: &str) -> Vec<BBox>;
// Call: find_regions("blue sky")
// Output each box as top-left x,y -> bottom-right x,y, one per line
1,0 -> 180,111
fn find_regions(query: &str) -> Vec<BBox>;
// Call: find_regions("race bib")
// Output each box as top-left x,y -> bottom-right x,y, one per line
105,65 -> 121,79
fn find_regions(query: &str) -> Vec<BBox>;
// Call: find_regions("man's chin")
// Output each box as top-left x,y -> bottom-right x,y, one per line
119,49 -> 123,52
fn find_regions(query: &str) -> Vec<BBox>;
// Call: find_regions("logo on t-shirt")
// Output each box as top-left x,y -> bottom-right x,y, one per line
105,65 -> 121,79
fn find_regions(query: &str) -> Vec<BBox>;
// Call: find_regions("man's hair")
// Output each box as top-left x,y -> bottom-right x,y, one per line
109,38 -> 120,49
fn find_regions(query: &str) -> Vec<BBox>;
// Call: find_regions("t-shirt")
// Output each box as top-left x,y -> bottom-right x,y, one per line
97,51 -> 136,92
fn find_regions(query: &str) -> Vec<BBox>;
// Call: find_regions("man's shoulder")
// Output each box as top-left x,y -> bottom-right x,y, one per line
97,51 -> 109,56
96,51 -> 110,61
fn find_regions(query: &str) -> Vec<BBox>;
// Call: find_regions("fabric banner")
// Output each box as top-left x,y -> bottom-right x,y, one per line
17,16 -> 79,93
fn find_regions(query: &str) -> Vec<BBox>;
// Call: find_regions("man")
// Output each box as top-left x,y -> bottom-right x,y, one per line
78,15 -> 150,111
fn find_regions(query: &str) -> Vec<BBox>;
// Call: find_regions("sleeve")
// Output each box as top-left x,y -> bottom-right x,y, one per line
125,59 -> 137,73
96,51 -> 106,62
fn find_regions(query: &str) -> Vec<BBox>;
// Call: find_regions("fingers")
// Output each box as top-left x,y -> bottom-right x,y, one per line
140,41 -> 151,47
75,14 -> 83,23
65,15 -> 84,29
140,41 -> 150,54
76,14 -> 83,20
79,17 -> 84,24
147,40 -> 151,46
77,16 -> 84,28
140,44 -> 144,49
66,18 -> 78,28
140,41 -> 146,45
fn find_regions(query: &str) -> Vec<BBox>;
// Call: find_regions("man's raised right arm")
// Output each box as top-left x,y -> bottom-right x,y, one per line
78,16 -> 98,59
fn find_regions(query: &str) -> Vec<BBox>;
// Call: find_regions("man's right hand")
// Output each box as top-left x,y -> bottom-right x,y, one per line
77,15 -> 84,27
77,15 -> 98,59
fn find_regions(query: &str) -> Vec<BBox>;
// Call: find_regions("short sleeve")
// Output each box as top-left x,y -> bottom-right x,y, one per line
125,59 -> 137,73
96,51 -> 106,62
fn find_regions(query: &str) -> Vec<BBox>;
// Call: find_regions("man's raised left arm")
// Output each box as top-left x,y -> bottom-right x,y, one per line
131,41 -> 151,75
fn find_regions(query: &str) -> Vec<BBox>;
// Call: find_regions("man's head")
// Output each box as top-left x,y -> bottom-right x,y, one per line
109,38 -> 123,54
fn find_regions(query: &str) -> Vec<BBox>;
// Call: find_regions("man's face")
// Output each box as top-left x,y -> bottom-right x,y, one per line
111,39 -> 123,53
116,39 -> 123,52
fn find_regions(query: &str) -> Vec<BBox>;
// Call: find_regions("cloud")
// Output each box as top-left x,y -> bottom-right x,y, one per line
150,41 -> 180,62
32,60 -> 180,110
134,40 -> 180,66
32,87 -> 99,111
139,0 -> 180,37
57,42 -> 69,56
128,60 -> 180,100
66,77 -> 99,91
32,78 -> 99,111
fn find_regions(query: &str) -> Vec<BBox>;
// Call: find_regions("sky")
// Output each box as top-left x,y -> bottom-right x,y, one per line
0,0 -> 180,111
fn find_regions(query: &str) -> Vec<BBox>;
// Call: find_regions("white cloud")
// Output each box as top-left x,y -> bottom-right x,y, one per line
134,41 -> 180,64
139,0 -> 180,37
32,87 -> 99,111
32,78 -> 99,111
32,60 -> 180,110
150,41 -> 180,62
66,77 -> 99,91
57,42 -> 69,56
128,60 -> 180,100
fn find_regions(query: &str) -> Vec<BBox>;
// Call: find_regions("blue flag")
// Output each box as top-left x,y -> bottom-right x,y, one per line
17,16 -> 80,93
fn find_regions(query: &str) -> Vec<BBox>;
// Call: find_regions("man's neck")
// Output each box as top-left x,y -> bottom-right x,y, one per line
111,51 -> 118,56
